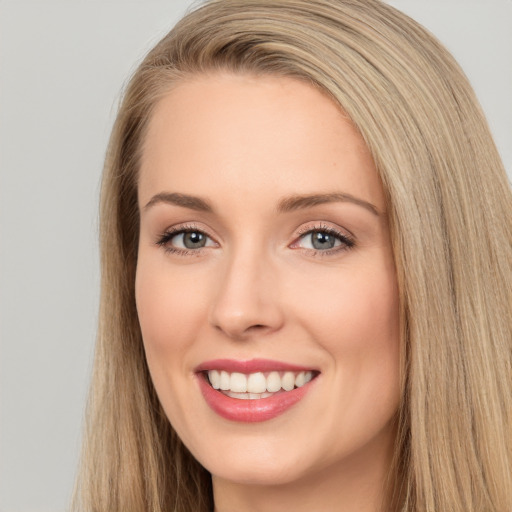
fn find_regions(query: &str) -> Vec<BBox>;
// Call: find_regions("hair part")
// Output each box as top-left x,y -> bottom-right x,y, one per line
73,1 -> 512,511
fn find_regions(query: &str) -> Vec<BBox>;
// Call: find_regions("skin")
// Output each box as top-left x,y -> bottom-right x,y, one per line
136,73 -> 401,512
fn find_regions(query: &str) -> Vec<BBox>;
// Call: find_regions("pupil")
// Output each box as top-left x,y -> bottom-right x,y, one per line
312,231 -> 335,250
184,231 -> 206,248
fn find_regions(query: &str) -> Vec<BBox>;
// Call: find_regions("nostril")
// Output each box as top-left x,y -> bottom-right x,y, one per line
214,322 -> 270,340
247,324 -> 268,332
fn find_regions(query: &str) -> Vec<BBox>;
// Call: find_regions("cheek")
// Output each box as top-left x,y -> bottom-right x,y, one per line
134,259 -> 209,431
136,258 -> 202,341
291,261 -> 401,403
135,259 -> 207,372
293,263 -> 399,347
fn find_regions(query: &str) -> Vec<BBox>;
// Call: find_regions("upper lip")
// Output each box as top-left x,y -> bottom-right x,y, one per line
195,358 -> 318,374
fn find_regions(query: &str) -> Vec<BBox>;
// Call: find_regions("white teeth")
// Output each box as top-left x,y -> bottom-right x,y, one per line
219,371 -> 230,391
247,372 -> 267,393
209,369 -> 220,389
207,369 -> 315,395
230,372 -> 247,392
225,391 -> 251,400
281,371 -> 295,391
226,391 -> 274,400
266,371 -> 281,392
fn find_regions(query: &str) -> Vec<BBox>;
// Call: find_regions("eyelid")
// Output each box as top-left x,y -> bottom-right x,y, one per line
295,221 -> 355,239
154,221 -> 356,257
290,222 -> 356,254
155,223 -> 219,254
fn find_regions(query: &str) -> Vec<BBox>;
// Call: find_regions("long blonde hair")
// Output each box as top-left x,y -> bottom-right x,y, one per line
73,1 -> 512,510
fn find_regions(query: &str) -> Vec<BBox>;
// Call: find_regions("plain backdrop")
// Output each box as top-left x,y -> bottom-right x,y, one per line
0,1 -> 510,511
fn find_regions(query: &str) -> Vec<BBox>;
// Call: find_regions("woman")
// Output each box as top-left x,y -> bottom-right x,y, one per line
73,0 -> 512,511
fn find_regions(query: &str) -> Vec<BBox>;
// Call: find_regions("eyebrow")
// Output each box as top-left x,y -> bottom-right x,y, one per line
144,192 -> 213,212
143,191 -> 380,216
277,193 -> 380,216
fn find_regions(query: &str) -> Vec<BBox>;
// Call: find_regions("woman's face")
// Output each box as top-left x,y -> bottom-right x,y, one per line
136,73 -> 401,488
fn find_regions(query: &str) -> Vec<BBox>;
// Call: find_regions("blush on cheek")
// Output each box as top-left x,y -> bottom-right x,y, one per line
300,271 -> 399,365
136,264 -> 193,348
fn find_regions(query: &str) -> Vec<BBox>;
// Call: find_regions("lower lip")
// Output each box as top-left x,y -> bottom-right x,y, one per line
197,373 -> 316,422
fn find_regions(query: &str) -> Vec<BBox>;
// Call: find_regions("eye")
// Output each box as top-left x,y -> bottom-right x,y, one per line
301,231 -> 340,250
156,227 -> 216,254
293,227 -> 355,253
172,231 -> 211,249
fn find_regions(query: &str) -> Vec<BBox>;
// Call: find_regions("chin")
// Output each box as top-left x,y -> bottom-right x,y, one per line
208,457 -> 308,487
184,434 -> 307,486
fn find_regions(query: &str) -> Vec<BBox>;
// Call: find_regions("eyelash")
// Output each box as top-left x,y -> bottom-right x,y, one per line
155,223 -> 356,257
155,223 -> 210,256
295,224 -> 355,256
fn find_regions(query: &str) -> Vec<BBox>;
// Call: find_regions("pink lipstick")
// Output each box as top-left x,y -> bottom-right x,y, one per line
195,359 -> 319,422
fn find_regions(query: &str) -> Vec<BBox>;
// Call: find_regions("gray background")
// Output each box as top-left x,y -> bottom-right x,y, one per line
1,1 -> 510,511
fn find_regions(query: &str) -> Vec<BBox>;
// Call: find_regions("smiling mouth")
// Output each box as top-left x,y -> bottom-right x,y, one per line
196,360 -> 320,421
204,370 -> 318,400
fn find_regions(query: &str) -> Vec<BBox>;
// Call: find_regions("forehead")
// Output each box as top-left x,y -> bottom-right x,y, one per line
138,73 -> 384,211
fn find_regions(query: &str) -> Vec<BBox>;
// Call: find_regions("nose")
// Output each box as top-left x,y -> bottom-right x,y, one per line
208,247 -> 284,341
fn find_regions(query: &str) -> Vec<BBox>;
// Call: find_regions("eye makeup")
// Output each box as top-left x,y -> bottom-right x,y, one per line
155,223 -> 218,256
154,220 -> 356,258
292,222 -> 356,257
